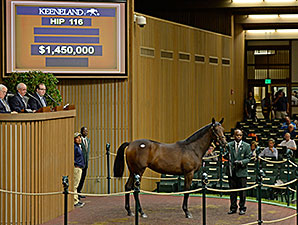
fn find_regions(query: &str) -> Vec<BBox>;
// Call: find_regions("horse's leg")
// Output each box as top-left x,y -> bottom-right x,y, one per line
182,172 -> 194,218
135,175 -> 147,218
125,174 -> 134,216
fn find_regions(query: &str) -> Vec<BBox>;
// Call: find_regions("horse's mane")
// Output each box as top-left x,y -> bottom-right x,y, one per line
181,123 -> 212,145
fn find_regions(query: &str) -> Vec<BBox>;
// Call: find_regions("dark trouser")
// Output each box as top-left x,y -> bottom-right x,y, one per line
77,166 -> 87,193
228,176 -> 247,212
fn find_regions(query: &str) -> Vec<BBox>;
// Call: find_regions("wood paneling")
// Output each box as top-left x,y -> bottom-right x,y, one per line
0,111 -> 75,224
57,79 -> 130,194
132,14 -> 243,190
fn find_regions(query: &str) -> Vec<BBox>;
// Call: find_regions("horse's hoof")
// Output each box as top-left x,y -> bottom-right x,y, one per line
140,212 -> 148,218
185,213 -> 193,218
127,212 -> 135,216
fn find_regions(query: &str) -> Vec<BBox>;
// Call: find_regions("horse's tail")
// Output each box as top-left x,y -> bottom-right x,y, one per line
113,142 -> 130,177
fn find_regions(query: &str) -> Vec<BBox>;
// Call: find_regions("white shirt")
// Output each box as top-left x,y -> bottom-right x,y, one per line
280,139 -> 297,150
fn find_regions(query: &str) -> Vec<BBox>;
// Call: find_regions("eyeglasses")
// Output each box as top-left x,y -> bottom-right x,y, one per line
0,90 -> 7,94
39,88 -> 46,91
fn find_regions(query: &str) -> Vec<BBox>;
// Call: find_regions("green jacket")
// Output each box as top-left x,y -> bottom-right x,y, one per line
81,137 -> 90,168
223,141 -> 252,177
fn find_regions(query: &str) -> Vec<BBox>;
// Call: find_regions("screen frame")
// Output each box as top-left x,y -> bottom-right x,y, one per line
4,0 -> 127,78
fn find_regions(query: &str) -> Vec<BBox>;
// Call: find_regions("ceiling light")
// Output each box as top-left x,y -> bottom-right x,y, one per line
249,14 -> 279,19
232,0 -> 263,3
279,14 -> 298,18
246,30 -> 275,33
265,0 -> 296,2
276,29 -> 298,33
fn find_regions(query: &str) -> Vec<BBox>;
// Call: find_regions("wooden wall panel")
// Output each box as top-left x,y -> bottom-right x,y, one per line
0,112 -> 74,224
57,79 -> 130,194
132,14 -> 243,190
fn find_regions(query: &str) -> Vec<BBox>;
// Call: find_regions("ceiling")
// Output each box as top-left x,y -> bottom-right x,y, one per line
134,0 -> 298,34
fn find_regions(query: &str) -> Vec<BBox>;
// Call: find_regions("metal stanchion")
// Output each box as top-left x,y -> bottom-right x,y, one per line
62,176 -> 69,225
219,146 -> 223,197
296,168 -> 298,225
134,174 -> 140,225
106,143 -> 111,194
202,172 -> 208,225
286,150 -> 291,206
257,169 -> 264,225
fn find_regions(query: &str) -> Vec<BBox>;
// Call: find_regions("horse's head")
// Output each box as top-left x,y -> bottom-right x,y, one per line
211,118 -> 227,147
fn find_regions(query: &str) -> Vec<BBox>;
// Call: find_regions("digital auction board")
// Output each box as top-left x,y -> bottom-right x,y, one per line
6,0 -> 126,75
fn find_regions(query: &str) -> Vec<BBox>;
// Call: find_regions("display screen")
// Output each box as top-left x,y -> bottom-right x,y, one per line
6,0 -> 126,76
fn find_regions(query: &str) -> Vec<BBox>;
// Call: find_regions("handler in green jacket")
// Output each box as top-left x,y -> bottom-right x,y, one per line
223,129 -> 252,215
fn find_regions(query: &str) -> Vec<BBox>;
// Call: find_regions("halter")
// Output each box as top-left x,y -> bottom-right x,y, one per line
211,123 -> 225,144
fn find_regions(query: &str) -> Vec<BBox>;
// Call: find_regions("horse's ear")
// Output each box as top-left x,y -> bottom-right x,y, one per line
219,118 -> 224,124
212,118 -> 215,124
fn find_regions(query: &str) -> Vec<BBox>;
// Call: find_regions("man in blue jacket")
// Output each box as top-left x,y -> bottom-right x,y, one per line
74,132 -> 85,207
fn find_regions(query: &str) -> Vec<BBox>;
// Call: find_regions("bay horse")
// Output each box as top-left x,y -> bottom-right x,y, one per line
113,118 -> 227,218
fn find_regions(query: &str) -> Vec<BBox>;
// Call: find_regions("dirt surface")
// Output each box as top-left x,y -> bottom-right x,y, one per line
42,195 -> 296,225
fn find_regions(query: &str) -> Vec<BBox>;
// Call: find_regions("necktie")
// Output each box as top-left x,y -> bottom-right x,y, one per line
236,143 -> 239,153
21,97 -> 27,108
84,138 -> 88,150
40,97 -> 46,107
2,99 -> 10,112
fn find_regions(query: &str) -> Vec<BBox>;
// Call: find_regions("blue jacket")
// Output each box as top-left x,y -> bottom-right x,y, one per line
74,143 -> 85,169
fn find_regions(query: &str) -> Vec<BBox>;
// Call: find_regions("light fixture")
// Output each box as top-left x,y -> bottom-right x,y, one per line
232,0 -> 263,3
265,0 -> 296,2
276,29 -> 298,33
246,29 -> 275,33
279,14 -> 298,18
248,14 -> 279,19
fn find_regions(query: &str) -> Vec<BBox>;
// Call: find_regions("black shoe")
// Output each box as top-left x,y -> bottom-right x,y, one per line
228,210 -> 237,214
79,195 -> 86,199
239,210 -> 245,215
74,202 -> 85,208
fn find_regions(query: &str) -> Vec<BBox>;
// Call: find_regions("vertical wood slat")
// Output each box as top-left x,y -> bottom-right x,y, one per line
57,80 -> 130,194
0,112 -> 75,224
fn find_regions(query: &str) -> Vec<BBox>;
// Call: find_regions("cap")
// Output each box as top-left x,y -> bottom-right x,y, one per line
74,132 -> 81,138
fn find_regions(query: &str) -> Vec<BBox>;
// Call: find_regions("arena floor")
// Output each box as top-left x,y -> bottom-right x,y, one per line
42,194 -> 296,225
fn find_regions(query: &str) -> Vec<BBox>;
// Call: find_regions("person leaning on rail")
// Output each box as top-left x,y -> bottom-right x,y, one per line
223,129 -> 252,216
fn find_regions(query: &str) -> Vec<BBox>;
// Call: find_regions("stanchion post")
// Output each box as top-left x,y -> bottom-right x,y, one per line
257,169 -> 264,225
134,174 -> 140,225
106,143 -> 111,194
62,176 -> 69,225
219,146 -> 223,197
296,168 -> 298,225
256,147 -> 261,201
286,150 -> 291,206
202,172 -> 208,225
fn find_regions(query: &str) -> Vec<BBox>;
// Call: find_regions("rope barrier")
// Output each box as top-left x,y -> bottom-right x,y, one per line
88,155 -> 103,160
0,188 -> 62,196
289,187 -> 296,193
207,184 -> 258,193
262,213 -> 296,223
289,160 -> 298,167
241,221 -> 259,225
68,190 -> 133,197
140,188 -> 203,195
262,179 -> 297,189
202,155 -> 218,160
258,156 -> 287,164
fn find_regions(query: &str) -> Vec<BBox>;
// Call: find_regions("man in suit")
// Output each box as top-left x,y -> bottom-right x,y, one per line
9,83 -> 29,112
224,129 -> 252,215
77,127 -> 90,198
0,84 -> 12,113
28,83 -> 47,111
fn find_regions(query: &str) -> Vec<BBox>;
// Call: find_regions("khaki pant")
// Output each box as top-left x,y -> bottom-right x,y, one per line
275,111 -> 287,119
74,167 -> 83,205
